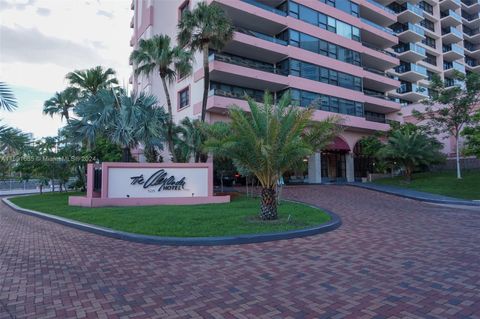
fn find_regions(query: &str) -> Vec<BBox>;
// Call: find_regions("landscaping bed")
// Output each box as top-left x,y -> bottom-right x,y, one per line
9,192 -> 331,237
373,170 -> 480,200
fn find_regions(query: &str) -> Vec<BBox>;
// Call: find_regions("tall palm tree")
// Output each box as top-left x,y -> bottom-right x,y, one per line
205,93 -> 317,220
43,87 -> 79,122
129,34 -> 192,162
377,126 -> 444,181
0,123 -> 30,153
66,66 -> 118,95
178,2 -> 234,123
0,82 -> 17,111
174,117 -> 205,163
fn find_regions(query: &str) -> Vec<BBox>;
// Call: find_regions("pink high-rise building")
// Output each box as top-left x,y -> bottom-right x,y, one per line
130,0 -> 476,182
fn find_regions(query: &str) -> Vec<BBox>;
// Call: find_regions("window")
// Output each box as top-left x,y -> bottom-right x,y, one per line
178,87 -> 189,109
290,2 -> 360,41
422,35 -> 436,48
287,30 -> 361,66
420,18 -> 434,32
424,53 -> 437,66
419,1 -> 433,14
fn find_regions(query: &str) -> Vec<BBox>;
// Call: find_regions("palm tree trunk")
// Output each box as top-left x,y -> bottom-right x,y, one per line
160,75 -> 177,162
260,187 -> 278,220
201,44 -> 210,123
455,134 -> 462,179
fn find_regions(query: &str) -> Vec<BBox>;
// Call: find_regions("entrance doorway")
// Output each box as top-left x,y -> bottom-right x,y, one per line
321,151 -> 347,183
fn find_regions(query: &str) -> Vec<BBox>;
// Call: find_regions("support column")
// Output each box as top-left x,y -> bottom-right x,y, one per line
308,152 -> 322,184
346,152 -> 355,183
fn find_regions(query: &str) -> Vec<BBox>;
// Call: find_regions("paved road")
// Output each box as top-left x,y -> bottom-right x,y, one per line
1,185 -> 479,319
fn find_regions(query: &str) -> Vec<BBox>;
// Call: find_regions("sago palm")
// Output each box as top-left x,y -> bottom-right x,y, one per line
204,93 -> 314,220
178,2 -> 234,122
377,126 -> 443,181
66,66 -> 118,95
43,87 -> 79,122
130,34 -> 192,162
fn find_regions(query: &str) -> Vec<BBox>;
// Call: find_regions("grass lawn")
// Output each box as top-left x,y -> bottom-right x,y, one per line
9,192 -> 330,237
373,170 -> 480,200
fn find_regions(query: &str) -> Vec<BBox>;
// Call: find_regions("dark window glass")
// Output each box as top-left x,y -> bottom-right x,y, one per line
299,5 -> 317,25
179,88 -> 189,108
289,1 -> 299,18
300,33 -> 318,52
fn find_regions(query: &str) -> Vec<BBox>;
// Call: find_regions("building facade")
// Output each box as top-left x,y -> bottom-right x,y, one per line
130,0 -> 478,182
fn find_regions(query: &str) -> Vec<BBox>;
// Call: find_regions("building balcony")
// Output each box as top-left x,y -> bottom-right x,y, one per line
393,3 -> 424,24
444,77 -> 465,87
359,0 -> 397,28
461,0 -> 480,14
130,34 -> 135,47
464,27 -> 480,43
392,22 -> 425,43
360,18 -> 398,49
441,26 -> 463,44
465,57 -> 480,71
394,42 -> 427,62
441,9 -> 463,27
363,89 -> 402,113
130,16 -> 134,28
392,63 -> 428,82
464,42 -> 480,58
202,90 -> 391,132
463,12 -> 480,29
443,60 -> 466,77
442,43 -> 465,60
440,0 -> 461,10
130,0 -> 134,10
392,82 -> 429,102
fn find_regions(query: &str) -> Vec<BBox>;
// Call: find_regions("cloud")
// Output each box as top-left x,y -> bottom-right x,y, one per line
96,9 -> 113,19
0,0 -> 35,11
36,7 -> 50,16
0,25 -> 105,68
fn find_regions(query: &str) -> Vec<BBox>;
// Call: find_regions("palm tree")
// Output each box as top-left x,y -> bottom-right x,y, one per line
174,117 -> 205,163
66,66 -> 118,95
178,2 -> 234,123
0,123 -> 30,153
43,87 -> 79,122
204,93 -> 317,220
0,82 -> 17,111
130,34 -> 192,162
377,126 -> 444,181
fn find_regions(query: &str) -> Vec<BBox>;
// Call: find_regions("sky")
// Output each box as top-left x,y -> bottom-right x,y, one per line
0,0 -> 132,138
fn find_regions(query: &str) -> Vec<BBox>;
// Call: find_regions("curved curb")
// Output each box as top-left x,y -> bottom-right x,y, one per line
2,196 -> 342,246
348,183 -> 480,207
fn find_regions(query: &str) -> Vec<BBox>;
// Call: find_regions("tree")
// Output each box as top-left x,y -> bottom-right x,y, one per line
66,89 -> 166,162
130,35 -> 192,162
174,117 -> 205,163
377,125 -> 444,181
43,87 -> 79,122
66,66 -> 118,95
204,93 -> 337,220
415,72 -> 480,179
0,82 -> 18,111
462,111 -> 480,158
178,2 -> 234,123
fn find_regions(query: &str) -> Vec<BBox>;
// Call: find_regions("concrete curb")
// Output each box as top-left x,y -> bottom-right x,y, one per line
348,183 -> 480,207
2,196 -> 342,246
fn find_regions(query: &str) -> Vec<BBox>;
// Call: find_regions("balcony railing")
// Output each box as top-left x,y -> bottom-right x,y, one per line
365,111 -> 386,123
364,89 -> 389,100
209,83 -> 265,102
466,58 -> 480,67
365,0 -> 395,15
394,42 -> 426,56
394,3 -> 423,16
362,42 -> 398,57
395,63 -> 427,76
441,10 -> 462,21
462,12 -> 480,21
209,52 -> 288,75
241,0 -> 287,16
461,0 -> 479,5
442,26 -> 463,37
442,43 -> 464,55
360,18 -> 395,35
236,27 -> 288,45
392,23 -> 425,37
464,26 -> 480,36
397,83 -> 428,95
443,61 -> 466,72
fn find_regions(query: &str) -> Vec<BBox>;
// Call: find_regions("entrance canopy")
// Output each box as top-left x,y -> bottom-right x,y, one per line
324,137 -> 350,152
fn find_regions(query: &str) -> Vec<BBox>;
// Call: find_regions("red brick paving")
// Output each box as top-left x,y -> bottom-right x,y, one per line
1,185 -> 480,318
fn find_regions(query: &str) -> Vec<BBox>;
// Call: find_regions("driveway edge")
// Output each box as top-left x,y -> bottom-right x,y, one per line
2,196 -> 341,246
348,183 -> 480,207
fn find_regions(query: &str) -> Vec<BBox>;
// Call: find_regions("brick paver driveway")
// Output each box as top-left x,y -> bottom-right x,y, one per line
1,185 -> 480,319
